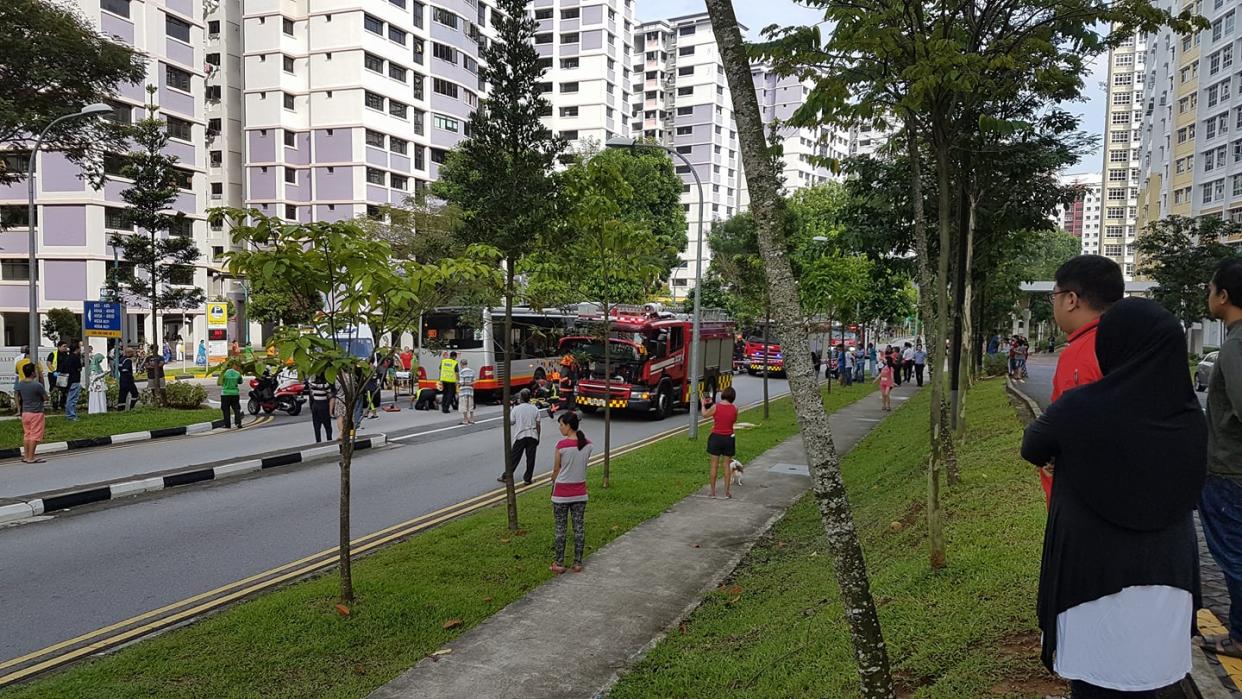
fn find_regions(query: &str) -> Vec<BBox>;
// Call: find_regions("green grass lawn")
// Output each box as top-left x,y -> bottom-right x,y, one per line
609,380 -> 1058,699
1,383 -> 876,699
0,407 -> 220,450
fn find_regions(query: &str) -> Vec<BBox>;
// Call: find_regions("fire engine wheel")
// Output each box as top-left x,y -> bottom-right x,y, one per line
746,367 -> 756,376
580,404 -> 599,414
247,398 -> 259,415
656,387 -> 674,420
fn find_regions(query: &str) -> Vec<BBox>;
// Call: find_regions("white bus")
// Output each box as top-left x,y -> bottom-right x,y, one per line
417,307 -> 578,395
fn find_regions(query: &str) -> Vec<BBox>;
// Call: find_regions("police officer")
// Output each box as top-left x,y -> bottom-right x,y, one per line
439,351 -> 459,413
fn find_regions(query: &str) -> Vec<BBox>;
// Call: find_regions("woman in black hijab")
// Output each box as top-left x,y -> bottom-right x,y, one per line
1022,297 -> 1206,696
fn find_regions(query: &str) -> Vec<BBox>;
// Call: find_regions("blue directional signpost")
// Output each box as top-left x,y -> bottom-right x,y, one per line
83,300 -> 123,339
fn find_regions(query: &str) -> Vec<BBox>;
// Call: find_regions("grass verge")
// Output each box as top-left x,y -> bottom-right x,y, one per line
1,383 -> 875,698
0,407 -> 220,450
609,379 -> 1057,699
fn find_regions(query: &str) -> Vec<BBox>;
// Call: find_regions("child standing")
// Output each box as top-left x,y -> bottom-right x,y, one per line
876,360 -> 894,411
550,411 -> 592,574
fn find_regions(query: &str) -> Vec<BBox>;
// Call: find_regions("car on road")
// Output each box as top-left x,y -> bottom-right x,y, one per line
1197,351 -> 1218,392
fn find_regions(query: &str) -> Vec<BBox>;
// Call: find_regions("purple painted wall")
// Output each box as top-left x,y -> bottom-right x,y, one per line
391,154 -> 411,172
0,231 -> 29,254
165,39 -> 195,68
44,260 -> 88,301
285,179 -> 309,202
431,94 -> 473,121
249,169 -> 277,200
100,13 -> 134,44
41,153 -> 83,192
159,86 -> 195,118
119,80 -> 146,103
42,205 -> 86,246
249,130 -> 276,162
315,166 -> 354,200
580,31 -> 601,50
314,129 -> 353,162
0,286 -> 28,307
284,133 -> 310,165
366,184 -> 388,203
582,5 -> 603,23
366,147 -> 388,167
315,204 -> 348,222
165,0 -> 195,19
0,181 -> 24,200
174,192 -> 196,213
164,139 -> 196,165
104,179 -> 128,202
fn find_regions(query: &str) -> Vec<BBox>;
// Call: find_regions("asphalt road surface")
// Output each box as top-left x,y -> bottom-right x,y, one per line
0,374 -> 795,666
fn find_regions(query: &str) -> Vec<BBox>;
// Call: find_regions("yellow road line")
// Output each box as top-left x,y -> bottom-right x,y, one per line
1198,609 -> 1242,692
0,411 -> 711,685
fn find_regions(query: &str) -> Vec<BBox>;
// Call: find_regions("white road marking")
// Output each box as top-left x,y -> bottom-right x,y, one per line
389,416 -> 503,442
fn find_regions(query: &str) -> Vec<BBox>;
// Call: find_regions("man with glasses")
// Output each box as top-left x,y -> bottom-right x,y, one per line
1041,254 -> 1124,506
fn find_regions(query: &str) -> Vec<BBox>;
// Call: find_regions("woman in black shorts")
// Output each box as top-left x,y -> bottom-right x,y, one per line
701,386 -> 738,499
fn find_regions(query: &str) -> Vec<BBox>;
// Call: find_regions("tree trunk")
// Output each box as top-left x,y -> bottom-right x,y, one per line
824,310 -> 832,394
338,381 -> 356,603
501,263 -> 519,531
763,298 -> 771,417
150,230 -> 163,406
707,2 -> 894,695
948,152 -> 969,439
602,309 -> 612,488
907,113 -> 947,570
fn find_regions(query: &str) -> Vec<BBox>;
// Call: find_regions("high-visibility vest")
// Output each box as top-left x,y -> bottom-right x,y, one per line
440,357 -> 458,383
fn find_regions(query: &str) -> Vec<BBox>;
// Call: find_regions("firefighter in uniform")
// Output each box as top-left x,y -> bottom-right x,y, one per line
439,351 -> 459,413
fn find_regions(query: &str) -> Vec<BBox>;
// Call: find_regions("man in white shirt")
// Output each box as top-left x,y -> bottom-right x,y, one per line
902,343 -> 915,384
499,388 -> 541,485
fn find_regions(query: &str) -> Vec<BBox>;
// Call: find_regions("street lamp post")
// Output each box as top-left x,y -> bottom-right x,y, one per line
607,136 -> 706,439
26,103 -> 112,353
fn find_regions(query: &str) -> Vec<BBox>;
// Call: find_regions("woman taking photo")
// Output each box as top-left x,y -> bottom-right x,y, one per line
550,411 -> 592,574
1021,298 -> 1205,696
702,386 -> 738,499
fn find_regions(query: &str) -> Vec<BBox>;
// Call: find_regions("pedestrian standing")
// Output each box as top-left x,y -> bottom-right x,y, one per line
87,346 -> 108,415
458,359 -> 476,425
1021,298 -> 1204,695
218,361 -> 244,429
64,345 -> 83,421
145,345 -> 165,405
841,346 -> 855,387
15,363 -> 48,464
987,334 -> 1000,356
854,346 -> 865,383
1197,258 -> 1242,661
889,346 -> 903,386
118,348 -> 139,410
875,359 -> 894,411
549,410 -> 592,575
196,339 -> 207,366
48,343 -> 69,411
867,342 -> 877,378
439,351 -> 459,413
901,342 -> 915,384
307,373 -> 335,442
702,386 -> 738,499
499,388 -> 541,485
912,343 -> 927,387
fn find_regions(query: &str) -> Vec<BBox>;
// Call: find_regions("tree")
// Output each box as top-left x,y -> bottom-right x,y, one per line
0,0 -> 146,188
705,2 -> 895,696
42,308 -> 79,345
219,209 -> 499,603
433,0 -> 565,532
107,88 -> 205,403
1137,216 -> 1241,333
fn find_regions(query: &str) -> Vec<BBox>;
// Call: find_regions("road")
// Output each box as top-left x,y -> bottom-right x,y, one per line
0,373 -> 794,669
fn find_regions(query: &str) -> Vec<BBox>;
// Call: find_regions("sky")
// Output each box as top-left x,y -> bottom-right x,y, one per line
639,0 -> 1109,175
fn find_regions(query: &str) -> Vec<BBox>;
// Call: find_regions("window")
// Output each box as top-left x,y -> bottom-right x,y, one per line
165,65 -> 191,92
389,26 -> 407,45
105,206 -> 133,230
561,57 -> 580,69
534,8 -> 552,19
1109,149 -> 1129,163
676,126 -> 692,135
1117,52 -> 1134,66
433,114 -> 460,132
172,167 -> 193,189
207,118 -> 221,135
165,15 -> 191,42
560,106 -> 578,117
679,25 -> 696,35
102,0 -> 131,18
677,106 -> 693,116
434,8 -> 458,28
364,14 -> 383,35
365,53 -> 383,73
209,150 -> 222,167
365,91 -> 384,110
562,8 -> 580,19
388,63 -> 407,82
413,73 -> 424,100
283,93 -> 295,110
366,168 -> 385,185
0,260 -> 31,281
561,82 -> 579,93
679,46 -> 694,56
433,43 -> 456,63
678,86 -> 693,96
535,33 -> 553,45
366,129 -> 386,147
415,146 -> 425,169
431,148 -> 447,164
283,55 -> 295,73
206,52 -> 221,67
433,78 -> 459,98
412,108 -> 425,135
413,39 -> 425,65
561,130 -> 578,140
679,66 -> 693,76
284,131 -> 297,147
390,137 -> 407,154
1108,168 -> 1128,182
391,174 -> 408,191
284,167 -> 297,184
206,85 -> 221,100
561,33 -> 579,44
166,116 -> 192,141
389,99 -> 408,118
283,17 -> 295,35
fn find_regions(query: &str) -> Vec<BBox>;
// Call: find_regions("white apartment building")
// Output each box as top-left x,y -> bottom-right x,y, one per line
0,0 -> 211,348
1100,32 -> 1147,279
533,0 -> 635,151
631,13 -> 744,298
1054,172 -> 1102,254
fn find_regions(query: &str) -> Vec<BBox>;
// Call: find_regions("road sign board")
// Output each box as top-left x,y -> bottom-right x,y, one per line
83,301 -> 123,338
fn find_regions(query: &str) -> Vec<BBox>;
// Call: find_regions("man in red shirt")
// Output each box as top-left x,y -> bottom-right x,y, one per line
1041,255 -> 1125,505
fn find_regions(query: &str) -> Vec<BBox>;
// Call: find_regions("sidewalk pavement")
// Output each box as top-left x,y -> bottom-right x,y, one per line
0,401 -> 507,498
369,385 -> 911,699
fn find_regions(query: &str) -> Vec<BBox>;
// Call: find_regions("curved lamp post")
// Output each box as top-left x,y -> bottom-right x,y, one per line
27,103 -> 112,352
606,135 -> 706,439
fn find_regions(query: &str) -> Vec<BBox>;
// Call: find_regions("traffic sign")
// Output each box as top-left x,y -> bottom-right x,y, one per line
83,301 -> 123,338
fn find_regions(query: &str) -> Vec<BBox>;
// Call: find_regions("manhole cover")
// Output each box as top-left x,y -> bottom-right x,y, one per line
769,462 -> 809,477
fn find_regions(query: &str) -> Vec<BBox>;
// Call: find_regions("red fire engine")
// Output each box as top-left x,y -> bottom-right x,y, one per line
743,324 -> 785,376
559,304 -> 735,419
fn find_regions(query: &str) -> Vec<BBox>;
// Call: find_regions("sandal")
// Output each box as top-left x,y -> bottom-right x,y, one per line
1196,634 -> 1242,659
570,563 -> 583,573
550,563 -> 567,574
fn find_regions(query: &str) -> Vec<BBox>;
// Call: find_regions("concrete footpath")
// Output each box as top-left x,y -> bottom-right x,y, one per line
369,386 -> 910,699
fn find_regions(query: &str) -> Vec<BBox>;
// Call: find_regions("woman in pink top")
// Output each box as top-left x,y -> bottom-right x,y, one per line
550,411 -> 593,574
875,360 -> 894,411
702,386 -> 738,499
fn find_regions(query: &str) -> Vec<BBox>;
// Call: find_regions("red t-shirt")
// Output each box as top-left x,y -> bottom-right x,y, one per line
1041,318 -> 1103,505
711,402 -> 737,436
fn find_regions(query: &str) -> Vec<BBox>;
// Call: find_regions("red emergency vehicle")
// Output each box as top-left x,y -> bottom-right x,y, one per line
743,325 -> 785,376
560,304 -> 735,419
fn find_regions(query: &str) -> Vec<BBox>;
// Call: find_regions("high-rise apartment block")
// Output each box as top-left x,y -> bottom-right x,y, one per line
1100,32 -> 1146,280
1054,172 -> 1102,253
1,0 -> 210,347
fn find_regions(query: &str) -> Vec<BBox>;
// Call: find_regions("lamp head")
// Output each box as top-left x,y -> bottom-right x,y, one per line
79,103 -> 113,117
605,136 -> 637,149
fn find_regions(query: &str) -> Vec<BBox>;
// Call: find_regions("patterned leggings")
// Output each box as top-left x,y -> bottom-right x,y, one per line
552,501 -> 586,566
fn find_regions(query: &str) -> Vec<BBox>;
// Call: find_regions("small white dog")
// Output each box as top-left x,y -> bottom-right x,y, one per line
729,459 -> 744,486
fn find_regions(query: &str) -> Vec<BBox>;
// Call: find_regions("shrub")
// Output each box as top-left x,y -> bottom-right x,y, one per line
160,381 -> 207,409
983,353 -> 1009,377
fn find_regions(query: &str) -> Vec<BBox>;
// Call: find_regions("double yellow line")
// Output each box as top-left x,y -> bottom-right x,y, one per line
0,411 -> 722,687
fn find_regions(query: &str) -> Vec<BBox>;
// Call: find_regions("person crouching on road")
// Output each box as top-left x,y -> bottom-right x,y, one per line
702,386 -> 738,499
16,363 -> 48,464
550,411 -> 592,574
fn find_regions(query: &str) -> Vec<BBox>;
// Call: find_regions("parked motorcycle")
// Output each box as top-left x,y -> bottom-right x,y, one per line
247,372 -> 306,416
